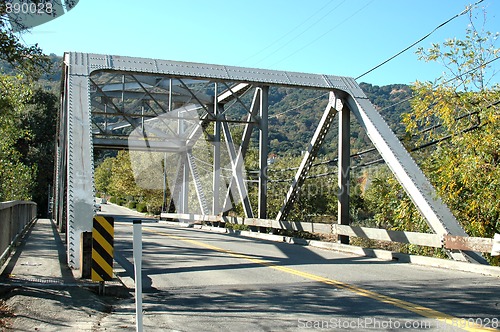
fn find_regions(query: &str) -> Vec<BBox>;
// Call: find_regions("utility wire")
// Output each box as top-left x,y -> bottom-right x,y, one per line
376,54 -> 500,114
270,118 -> 486,182
261,36 -> 500,180
269,0 -> 374,68
268,2 -> 492,122
267,77 -> 500,180
355,0 -> 484,80
270,98 -> 498,181
270,93 -> 328,118
237,0 -> 335,66
253,0 -> 348,67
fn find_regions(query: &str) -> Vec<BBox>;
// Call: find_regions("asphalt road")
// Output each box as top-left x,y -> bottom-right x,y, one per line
97,201 -> 158,223
97,204 -> 500,331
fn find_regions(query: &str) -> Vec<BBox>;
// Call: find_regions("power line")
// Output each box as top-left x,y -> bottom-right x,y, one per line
377,54 -> 500,113
269,93 -> 328,118
355,0 -> 484,80
267,94 -> 500,181
237,0 -> 335,66
265,37 -> 499,180
252,0 -> 348,67
269,0 -> 374,68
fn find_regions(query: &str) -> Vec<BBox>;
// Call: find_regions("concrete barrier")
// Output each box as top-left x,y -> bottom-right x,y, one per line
0,200 -> 37,268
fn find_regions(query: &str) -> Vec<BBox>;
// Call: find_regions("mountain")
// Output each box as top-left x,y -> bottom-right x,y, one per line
1,56 -> 413,158
266,83 -> 412,156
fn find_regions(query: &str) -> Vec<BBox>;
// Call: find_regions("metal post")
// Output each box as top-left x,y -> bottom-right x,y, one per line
133,220 -> 143,332
47,184 -> 51,219
213,84 -> 221,215
162,153 -> 167,213
181,155 -> 189,214
168,78 -> 172,112
98,281 -> 105,296
141,104 -> 145,132
258,86 -> 269,221
104,104 -> 108,134
65,64 -> 94,268
338,103 -> 350,244
179,108 -> 189,214
276,98 -> 337,223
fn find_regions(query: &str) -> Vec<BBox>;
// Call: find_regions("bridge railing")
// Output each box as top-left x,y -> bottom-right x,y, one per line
160,212 -> 496,255
0,201 -> 37,267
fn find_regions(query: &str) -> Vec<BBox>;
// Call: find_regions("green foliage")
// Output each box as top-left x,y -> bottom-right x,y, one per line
363,166 -> 428,232
94,151 -> 166,215
94,157 -> 114,194
225,223 -> 250,231
108,151 -> 140,197
416,9 -> 499,92
136,203 -> 147,213
0,3 -> 51,79
404,85 -> 500,238
18,88 -> 57,215
0,7 -> 58,213
0,74 -> 35,201
363,13 -> 500,264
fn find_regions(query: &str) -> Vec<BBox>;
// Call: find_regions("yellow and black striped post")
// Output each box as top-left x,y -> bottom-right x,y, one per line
91,216 -> 114,282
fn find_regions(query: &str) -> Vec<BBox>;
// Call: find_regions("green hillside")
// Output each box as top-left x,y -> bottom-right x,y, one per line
4,55 -> 412,158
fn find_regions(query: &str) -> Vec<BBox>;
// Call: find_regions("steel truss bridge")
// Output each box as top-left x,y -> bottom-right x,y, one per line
55,52 -> 487,270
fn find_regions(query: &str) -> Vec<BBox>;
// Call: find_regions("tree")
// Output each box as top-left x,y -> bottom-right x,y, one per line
94,157 -> 114,195
0,1 -> 50,79
365,8 -> 500,263
404,84 -> 500,237
0,74 -> 35,200
97,151 -> 166,214
0,3 -> 58,216
416,9 -> 499,92
18,88 -> 57,215
108,151 -> 139,198
0,73 -> 58,212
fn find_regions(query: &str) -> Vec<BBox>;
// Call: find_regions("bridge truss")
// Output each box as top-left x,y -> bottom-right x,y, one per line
55,52 -> 484,269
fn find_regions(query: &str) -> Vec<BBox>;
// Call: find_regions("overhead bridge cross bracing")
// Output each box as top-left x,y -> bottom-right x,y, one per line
55,52 -> 484,269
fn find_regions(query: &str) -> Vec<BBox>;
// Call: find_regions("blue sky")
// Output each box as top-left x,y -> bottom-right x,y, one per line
18,0 -> 500,86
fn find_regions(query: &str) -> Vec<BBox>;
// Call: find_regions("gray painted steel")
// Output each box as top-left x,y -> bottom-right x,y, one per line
57,52 -> 483,268
258,86 -> 269,220
345,96 -> 484,263
276,93 -> 338,222
337,95 -> 351,244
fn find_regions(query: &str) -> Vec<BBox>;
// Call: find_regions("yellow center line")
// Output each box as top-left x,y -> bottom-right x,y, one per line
143,227 -> 497,332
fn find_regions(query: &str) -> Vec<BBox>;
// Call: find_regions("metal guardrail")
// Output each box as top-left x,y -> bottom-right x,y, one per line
0,201 -> 37,267
160,212 -> 497,255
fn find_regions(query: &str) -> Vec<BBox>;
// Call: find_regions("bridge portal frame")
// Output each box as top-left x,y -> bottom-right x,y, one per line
56,52 -> 482,270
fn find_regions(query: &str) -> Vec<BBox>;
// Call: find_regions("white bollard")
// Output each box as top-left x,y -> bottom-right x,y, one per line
492,233 -> 500,256
133,220 -> 143,332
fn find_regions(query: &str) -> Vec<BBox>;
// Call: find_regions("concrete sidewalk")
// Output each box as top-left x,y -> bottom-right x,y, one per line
0,219 -> 129,331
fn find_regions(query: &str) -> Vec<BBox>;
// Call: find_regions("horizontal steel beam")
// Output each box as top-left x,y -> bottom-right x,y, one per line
67,52 -> 366,97
93,137 -> 186,152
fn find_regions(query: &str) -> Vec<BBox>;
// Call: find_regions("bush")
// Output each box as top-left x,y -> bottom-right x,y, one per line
225,223 -> 250,231
136,203 -> 147,213
128,201 -> 137,209
109,196 -> 116,204
149,206 -> 161,215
